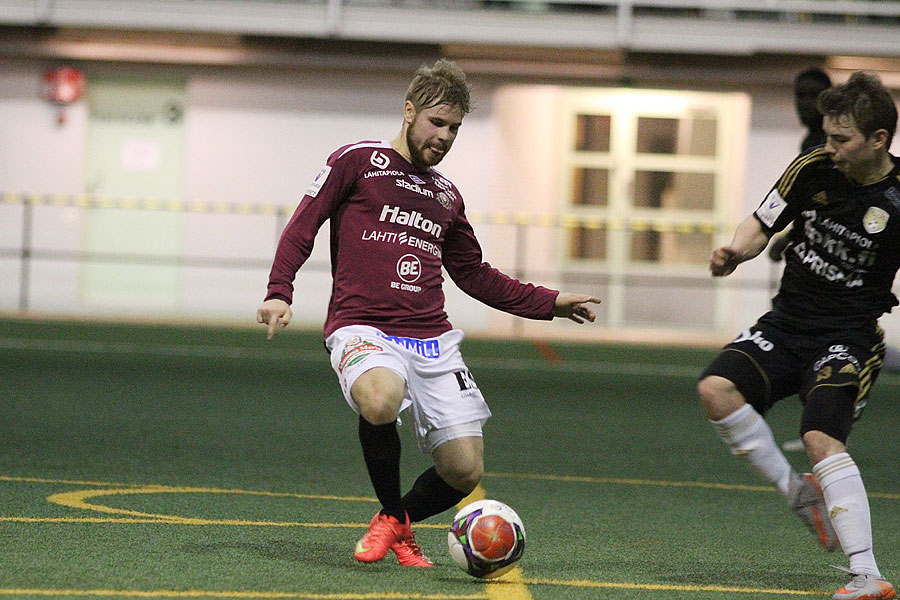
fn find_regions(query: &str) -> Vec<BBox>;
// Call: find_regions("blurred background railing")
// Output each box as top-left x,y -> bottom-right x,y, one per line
0,192 -> 781,344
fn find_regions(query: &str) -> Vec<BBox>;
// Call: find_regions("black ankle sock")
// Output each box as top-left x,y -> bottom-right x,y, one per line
401,466 -> 467,523
358,416 -> 405,521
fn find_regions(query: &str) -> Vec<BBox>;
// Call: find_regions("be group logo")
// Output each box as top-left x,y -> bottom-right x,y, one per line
396,253 -> 421,283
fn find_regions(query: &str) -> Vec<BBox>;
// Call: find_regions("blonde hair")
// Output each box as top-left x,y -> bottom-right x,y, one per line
405,59 -> 472,114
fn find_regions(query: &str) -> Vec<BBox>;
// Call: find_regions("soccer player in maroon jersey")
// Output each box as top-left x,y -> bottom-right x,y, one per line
699,72 -> 897,600
257,59 -> 600,567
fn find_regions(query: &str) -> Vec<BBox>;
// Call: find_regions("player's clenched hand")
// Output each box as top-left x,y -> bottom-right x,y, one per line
256,298 -> 293,340
552,293 -> 601,324
709,246 -> 743,277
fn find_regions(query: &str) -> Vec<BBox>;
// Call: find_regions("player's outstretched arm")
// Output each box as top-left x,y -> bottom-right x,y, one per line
767,226 -> 793,262
552,293 -> 601,324
256,298 -> 293,340
710,215 -> 770,277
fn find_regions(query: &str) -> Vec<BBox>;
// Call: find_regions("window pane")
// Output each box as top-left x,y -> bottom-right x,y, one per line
633,170 -> 672,208
633,171 -> 715,210
623,279 -> 716,329
631,230 -> 712,265
630,230 -> 660,261
575,114 -> 611,152
572,168 -> 608,206
569,226 -> 606,260
636,116 -> 717,156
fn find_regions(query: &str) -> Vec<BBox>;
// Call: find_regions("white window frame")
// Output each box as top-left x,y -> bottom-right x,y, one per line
558,88 -> 750,329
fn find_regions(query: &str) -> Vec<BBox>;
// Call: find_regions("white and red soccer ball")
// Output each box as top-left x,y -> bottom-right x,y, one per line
447,499 -> 526,579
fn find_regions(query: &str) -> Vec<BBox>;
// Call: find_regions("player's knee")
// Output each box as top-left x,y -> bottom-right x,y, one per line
445,463 -> 482,495
354,387 -> 400,425
697,375 -> 744,420
358,402 -> 397,426
351,369 -> 404,425
435,452 -> 484,494
356,389 -> 401,425
801,430 -> 846,465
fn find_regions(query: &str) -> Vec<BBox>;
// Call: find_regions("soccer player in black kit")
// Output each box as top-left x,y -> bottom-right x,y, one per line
698,71 -> 897,600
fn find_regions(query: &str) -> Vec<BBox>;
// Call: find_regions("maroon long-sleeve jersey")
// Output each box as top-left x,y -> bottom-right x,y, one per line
265,140 -> 559,339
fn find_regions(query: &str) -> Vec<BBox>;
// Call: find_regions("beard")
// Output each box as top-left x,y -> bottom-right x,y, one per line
406,126 -> 444,169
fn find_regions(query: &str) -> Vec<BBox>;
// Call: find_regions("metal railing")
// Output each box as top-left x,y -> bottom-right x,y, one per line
0,192 -> 777,328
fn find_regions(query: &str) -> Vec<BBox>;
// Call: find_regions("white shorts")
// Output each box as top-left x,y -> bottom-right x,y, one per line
325,325 -> 491,454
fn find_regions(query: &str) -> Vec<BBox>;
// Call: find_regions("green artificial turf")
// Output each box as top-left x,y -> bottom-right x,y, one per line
0,318 -> 897,599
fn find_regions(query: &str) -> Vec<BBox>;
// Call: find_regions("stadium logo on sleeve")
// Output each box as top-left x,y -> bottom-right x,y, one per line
756,189 -> 787,227
306,165 -> 332,198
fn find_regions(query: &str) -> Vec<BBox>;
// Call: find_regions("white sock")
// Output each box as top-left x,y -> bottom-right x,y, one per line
813,452 -> 880,577
711,403 -> 798,498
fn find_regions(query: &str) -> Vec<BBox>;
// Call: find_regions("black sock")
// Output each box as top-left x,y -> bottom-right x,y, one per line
401,466 -> 467,523
358,416 -> 405,521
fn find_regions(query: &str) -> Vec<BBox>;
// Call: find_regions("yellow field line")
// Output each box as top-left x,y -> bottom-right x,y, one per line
484,472 -> 900,499
0,579 -> 830,598
522,577 -> 827,596
6,478 -> 378,503
3,473 -> 896,506
484,569 -> 530,600
0,591 -> 487,599
0,475 -> 145,487
485,472 -> 775,492
39,486 -> 435,528
0,479 -> 843,599
455,486 -> 532,600
0,516 -> 447,528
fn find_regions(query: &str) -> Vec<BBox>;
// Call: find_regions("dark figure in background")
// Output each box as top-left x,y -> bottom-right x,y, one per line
795,67 -> 833,152
769,68 -> 833,264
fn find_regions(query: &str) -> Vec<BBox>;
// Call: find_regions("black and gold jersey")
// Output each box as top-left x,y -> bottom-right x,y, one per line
754,148 -> 900,329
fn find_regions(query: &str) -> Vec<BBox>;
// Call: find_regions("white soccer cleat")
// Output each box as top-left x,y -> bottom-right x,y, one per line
790,473 -> 839,552
832,567 -> 896,600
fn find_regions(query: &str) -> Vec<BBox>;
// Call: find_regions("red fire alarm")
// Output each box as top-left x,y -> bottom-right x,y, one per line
43,67 -> 85,125
44,67 -> 85,104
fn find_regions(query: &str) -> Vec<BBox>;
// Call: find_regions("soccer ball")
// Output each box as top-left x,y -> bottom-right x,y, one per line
447,499 -> 526,579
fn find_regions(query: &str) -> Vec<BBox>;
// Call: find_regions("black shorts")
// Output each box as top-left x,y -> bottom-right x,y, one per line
701,311 -> 885,442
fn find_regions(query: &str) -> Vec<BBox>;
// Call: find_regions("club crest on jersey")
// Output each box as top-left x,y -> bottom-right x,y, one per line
370,151 -> 390,170
437,191 -> 452,210
863,206 -> 888,234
